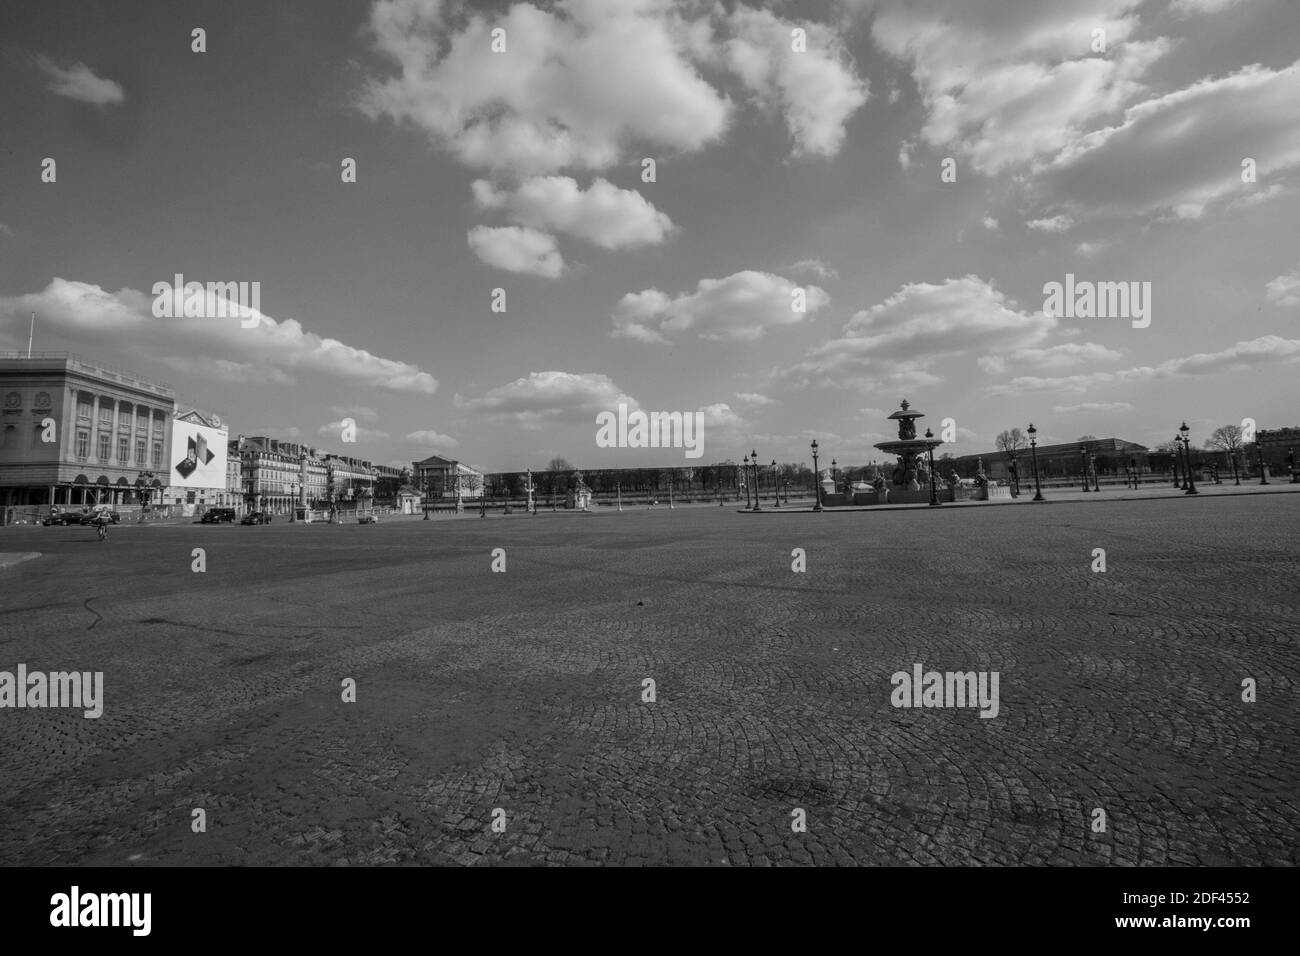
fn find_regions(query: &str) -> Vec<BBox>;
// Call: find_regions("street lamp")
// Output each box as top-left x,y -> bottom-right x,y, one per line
1091,454 -> 1101,492
751,449 -> 762,511
925,428 -> 940,507
742,455 -> 752,509
289,482 -> 299,522
1028,424 -> 1044,502
771,461 -> 779,507
1180,422 -> 1198,495
1289,448 -> 1298,484
1080,445 -> 1090,492
810,440 -> 823,512
668,468 -> 674,510
1255,442 -> 1268,486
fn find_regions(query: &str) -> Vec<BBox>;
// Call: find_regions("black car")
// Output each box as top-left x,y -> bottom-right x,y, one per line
42,509 -> 83,526
240,511 -> 272,525
202,508 -> 237,524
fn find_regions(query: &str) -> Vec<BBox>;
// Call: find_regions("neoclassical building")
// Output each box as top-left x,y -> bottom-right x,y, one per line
0,352 -> 175,508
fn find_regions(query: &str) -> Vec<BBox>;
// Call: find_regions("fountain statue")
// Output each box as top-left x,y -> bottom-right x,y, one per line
873,400 -> 944,499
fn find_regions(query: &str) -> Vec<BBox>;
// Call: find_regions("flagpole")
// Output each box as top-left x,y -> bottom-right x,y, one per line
27,312 -> 35,357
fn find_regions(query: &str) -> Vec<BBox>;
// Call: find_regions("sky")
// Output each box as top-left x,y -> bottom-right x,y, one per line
1,0 -> 1297,473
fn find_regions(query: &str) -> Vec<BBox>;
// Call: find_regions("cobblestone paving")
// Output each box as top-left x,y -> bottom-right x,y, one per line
0,495 -> 1296,866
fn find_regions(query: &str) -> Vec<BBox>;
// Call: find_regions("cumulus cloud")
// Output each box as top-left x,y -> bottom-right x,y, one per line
358,0 -> 732,175
318,420 -> 391,441
33,55 -> 124,105
1027,215 -> 1075,233
723,6 -> 869,157
454,370 -> 639,428
872,0 -> 1163,175
1265,265 -> 1300,307
977,342 -> 1122,374
0,278 -> 438,394
786,275 -> 1052,387
788,258 -> 838,280
405,429 -> 459,448
1052,401 -> 1135,413
471,176 -> 673,249
612,271 -> 828,343
989,335 -> 1300,394
1170,0 -> 1255,14
1039,61 -> 1300,219
467,225 -> 565,277
735,391 -> 778,406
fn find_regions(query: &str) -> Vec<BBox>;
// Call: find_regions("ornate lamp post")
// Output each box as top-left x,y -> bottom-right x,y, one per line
616,481 -> 623,512
810,440 -> 823,512
742,455 -> 752,508
289,481 -> 298,522
925,428 -> 940,507
1091,454 -> 1101,492
1028,424 -> 1044,502
783,478 -> 790,505
1255,442 -> 1268,485
1080,445 -> 1090,492
668,468 -> 675,510
771,461 -> 779,507
1180,422 -> 1199,495
1289,448 -> 1298,483
831,458 -> 838,499
751,449 -> 762,511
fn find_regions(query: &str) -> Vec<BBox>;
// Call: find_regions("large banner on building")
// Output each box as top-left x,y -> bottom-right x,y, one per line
169,417 -> 228,489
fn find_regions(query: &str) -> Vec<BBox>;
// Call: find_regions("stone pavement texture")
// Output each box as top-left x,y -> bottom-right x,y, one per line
0,495 -> 1296,866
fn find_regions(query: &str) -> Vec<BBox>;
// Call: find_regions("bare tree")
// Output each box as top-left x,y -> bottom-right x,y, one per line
1205,424 -> 1245,483
546,456 -> 572,472
995,428 -> 1026,457
1077,434 -> 1098,441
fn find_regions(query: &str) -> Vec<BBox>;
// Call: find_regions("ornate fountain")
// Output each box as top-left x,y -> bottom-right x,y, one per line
874,400 -> 943,492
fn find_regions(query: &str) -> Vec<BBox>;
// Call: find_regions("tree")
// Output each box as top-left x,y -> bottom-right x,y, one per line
546,456 -> 572,473
1077,434 -> 1098,441
996,428 -> 1026,457
1205,424 -> 1245,482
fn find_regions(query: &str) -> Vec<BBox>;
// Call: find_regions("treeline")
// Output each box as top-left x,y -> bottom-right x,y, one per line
481,463 -> 820,497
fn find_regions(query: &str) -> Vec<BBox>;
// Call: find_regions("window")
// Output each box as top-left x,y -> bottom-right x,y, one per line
98,433 -> 110,461
77,398 -> 92,421
118,437 -> 129,465
136,438 -> 146,465
2,425 -> 14,449
77,431 -> 90,459
99,404 -> 111,425
152,441 -> 162,467
119,408 -> 131,429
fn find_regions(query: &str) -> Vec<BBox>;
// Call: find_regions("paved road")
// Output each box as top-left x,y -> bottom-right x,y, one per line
0,495 -> 1296,866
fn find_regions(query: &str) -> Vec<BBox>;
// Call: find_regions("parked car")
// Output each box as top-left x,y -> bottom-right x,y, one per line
358,513 -> 378,524
201,508 -> 237,524
42,508 -> 84,526
240,511 -> 272,525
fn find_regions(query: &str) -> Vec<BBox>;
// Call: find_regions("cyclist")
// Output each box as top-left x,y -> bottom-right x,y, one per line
92,510 -> 112,540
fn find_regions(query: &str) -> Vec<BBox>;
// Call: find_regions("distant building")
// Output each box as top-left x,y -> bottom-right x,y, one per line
0,351 -> 175,508
946,437 -> 1150,480
413,454 -> 483,498
1252,426 -> 1300,473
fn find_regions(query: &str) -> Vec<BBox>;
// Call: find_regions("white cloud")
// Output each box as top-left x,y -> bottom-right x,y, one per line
472,176 -> 673,249
982,216 -> 999,230
735,391 -> 778,406
989,335 -> 1300,394
0,278 -> 438,394
467,225 -> 565,277
1170,0 -> 1255,14
788,258 -> 838,280
359,0 -> 732,175
787,275 -> 1053,386
723,6 -> 869,157
977,342 -> 1122,374
1052,401 -> 1135,413
1265,265 -> 1300,307
612,271 -> 829,343
872,0 -> 1163,175
319,420 -> 391,441
898,140 -> 914,170
455,370 -> 638,428
1039,61 -> 1300,219
33,55 -> 124,105
405,429 -> 459,448
1026,215 -> 1074,233
329,405 -> 380,422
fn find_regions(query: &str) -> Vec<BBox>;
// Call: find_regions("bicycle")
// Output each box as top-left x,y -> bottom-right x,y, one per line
96,521 -> 109,541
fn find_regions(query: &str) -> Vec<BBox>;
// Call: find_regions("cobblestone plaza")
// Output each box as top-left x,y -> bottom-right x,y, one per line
1,494 -> 1296,866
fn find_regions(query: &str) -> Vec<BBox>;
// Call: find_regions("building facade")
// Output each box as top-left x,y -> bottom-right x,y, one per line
413,454 -> 483,498
160,409 -> 231,513
1,352 -> 175,508
946,437 -> 1150,481
1252,426 -> 1300,474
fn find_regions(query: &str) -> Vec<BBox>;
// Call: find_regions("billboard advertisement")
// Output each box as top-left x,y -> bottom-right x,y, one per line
169,416 -> 229,489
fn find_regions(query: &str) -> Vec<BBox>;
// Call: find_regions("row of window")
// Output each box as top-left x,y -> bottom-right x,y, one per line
75,397 -> 165,434
74,430 -> 162,467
